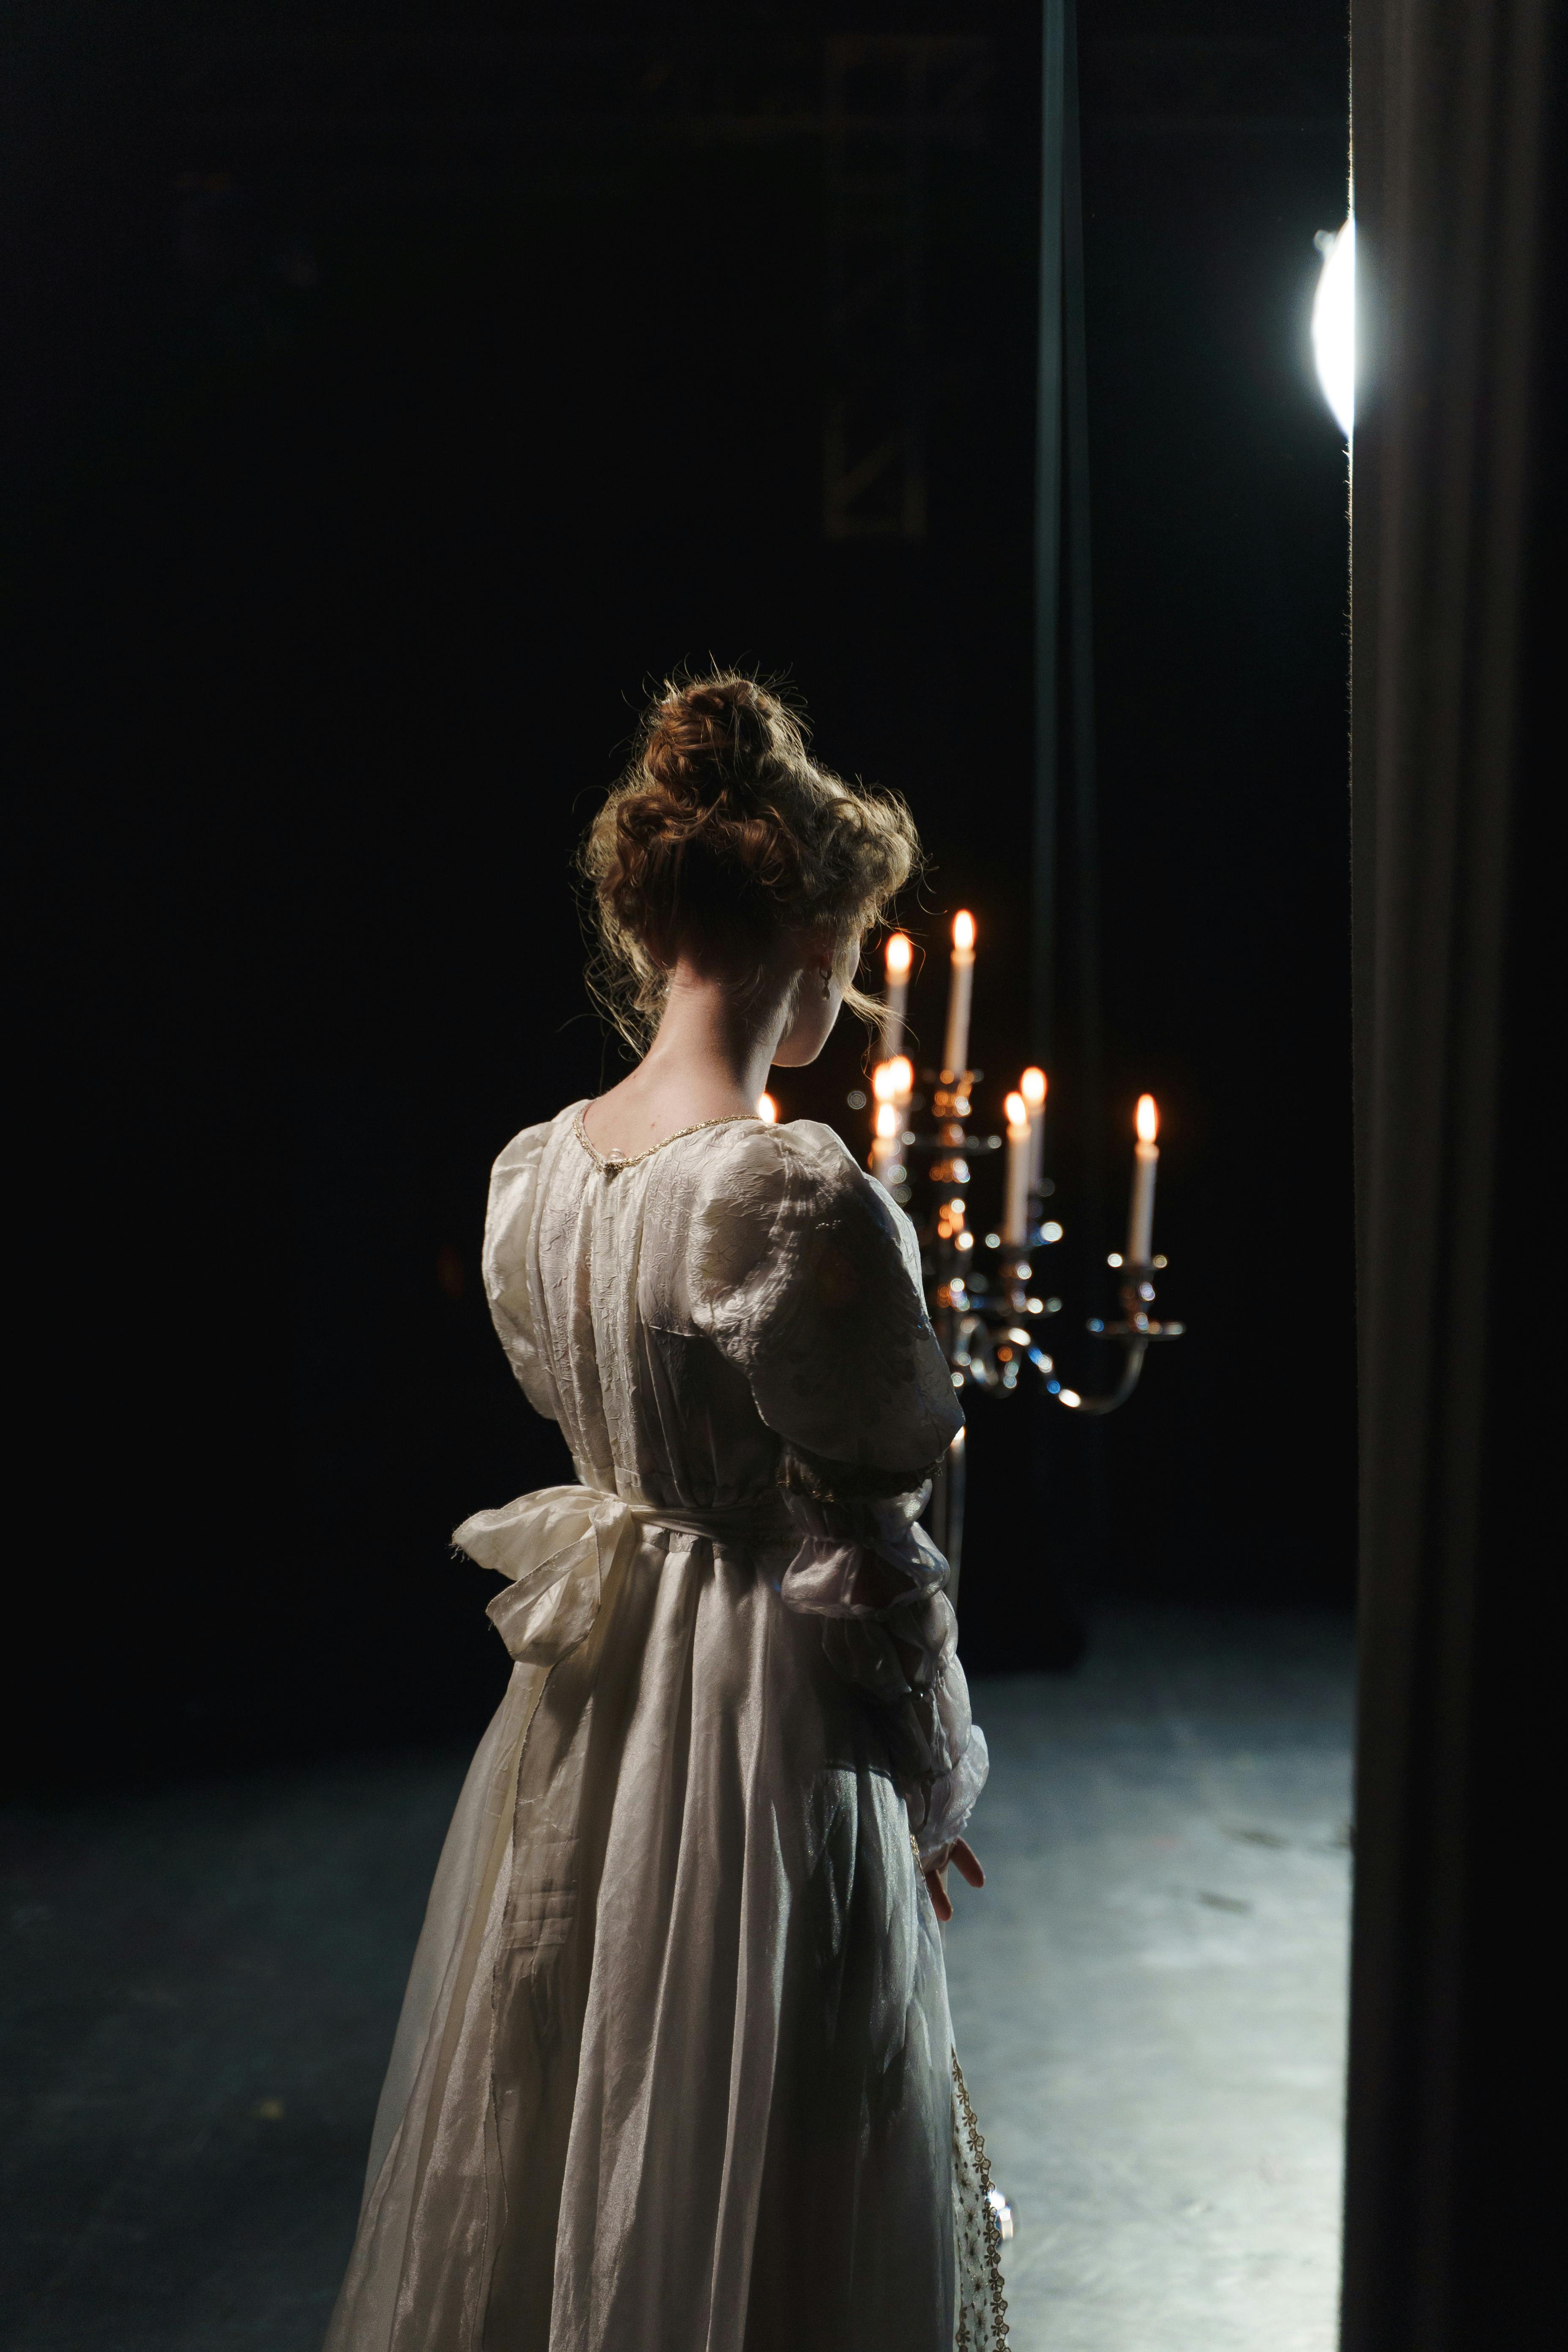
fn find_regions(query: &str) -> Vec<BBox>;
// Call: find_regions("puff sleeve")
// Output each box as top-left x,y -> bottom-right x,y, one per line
480,1120 -> 559,1423
687,1120 -> 987,1862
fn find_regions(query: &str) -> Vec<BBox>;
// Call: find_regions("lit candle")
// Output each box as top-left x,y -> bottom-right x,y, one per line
1003,1090 -> 1031,1246
1020,1065 -> 1047,1195
942,911 -> 976,1076
1127,1093 -> 1158,1263
870,1099 -> 900,1191
870,1061 -> 895,1161
883,933 -> 912,1059
758,1092 -> 779,1124
887,1052 -> 913,1112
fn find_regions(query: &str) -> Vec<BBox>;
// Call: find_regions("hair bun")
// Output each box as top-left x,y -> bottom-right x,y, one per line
642,679 -> 776,810
582,667 -> 920,1051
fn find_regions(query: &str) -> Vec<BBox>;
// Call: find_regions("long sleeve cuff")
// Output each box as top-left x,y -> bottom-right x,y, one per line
777,1488 -> 989,1865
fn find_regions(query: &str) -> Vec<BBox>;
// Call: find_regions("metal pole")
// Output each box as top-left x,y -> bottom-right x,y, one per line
1032,0 -> 1066,1057
1063,0 -> 1105,1249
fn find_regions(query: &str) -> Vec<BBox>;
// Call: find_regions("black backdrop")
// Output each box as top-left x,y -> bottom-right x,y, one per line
9,0 -> 1353,1786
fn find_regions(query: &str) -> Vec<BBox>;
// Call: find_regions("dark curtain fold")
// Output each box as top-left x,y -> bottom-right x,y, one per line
1344,0 -> 1560,2339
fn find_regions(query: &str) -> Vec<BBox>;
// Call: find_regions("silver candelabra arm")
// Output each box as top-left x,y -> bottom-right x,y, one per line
1062,1258 -> 1185,1416
929,1240 -> 1182,1416
898,1074 -> 1185,1419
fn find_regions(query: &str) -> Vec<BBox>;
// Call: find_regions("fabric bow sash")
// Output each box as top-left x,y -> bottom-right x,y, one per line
453,1485 -> 643,1669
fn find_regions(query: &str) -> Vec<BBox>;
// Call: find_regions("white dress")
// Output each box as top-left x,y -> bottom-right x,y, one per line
324,1106 -> 1005,2352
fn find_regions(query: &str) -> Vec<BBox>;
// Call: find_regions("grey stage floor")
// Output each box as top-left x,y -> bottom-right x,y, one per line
945,1610 -> 1353,2352
2,1608 -> 1353,2351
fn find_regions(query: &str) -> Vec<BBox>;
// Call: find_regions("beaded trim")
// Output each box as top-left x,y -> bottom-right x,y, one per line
952,2052 -> 1010,2348
572,1106 -> 760,1170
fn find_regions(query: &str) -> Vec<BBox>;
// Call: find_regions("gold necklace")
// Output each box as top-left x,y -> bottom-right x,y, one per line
572,1106 -> 763,1171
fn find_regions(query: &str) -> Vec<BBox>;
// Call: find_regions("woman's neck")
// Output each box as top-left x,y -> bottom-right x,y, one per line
581,959 -> 792,1157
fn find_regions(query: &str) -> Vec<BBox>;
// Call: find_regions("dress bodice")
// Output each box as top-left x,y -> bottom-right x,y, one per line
482,1103 -> 962,1514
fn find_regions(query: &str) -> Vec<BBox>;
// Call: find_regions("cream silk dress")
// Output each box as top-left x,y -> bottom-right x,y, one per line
324,1106 -> 1005,2352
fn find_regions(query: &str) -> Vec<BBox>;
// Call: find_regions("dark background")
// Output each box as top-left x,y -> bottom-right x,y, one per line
8,0 -> 1353,1786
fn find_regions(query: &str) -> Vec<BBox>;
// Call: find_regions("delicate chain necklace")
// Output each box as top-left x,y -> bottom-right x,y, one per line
572,1106 -> 761,1171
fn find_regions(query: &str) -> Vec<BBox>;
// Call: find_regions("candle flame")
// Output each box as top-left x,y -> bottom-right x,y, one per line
1004,1090 -> 1029,1132
1136,1093 -> 1158,1143
758,1092 -> 778,1124
875,1101 -> 899,1139
885,932 -> 913,978
871,1061 -> 896,1103
888,1054 -> 913,1098
952,909 -> 975,953
1020,1065 -> 1047,1110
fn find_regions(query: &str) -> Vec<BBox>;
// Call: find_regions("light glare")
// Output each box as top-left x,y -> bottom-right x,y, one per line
1005,1090 -> 1029,1133
758,1092 -> 778,1123
1020,1065 -> 1047,1109
1312,215 -> 1355,438
875,1101 -> 899,1139
1136,1093 -> 1159,1143
952,910 -> 976,953
885,932 -> 913,977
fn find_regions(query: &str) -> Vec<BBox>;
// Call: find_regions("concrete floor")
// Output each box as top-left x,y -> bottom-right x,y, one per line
1,1608 -> 1352,2351
947,1610 -> 1353,2352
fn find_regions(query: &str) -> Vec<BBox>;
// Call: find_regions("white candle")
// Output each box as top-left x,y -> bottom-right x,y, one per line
883,933 -> 912,1060
870,1060 -> 896,1165
1127,1093 -> 1159,1263
1020,1065 -> 1047,1195
943,911 -> 976,1076
870,1099 -> 900,1191
1003,1091 -> 1031,1246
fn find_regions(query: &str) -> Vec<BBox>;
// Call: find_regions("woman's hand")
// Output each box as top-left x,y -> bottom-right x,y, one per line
924,1837 -> 985,1923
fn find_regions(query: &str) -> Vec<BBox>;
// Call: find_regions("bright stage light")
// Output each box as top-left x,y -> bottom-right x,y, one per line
1312,214 -> 1355,438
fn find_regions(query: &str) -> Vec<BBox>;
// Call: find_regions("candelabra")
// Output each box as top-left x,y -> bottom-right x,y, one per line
866,914 -> 1187,1581
890,1067 -> 1184,1579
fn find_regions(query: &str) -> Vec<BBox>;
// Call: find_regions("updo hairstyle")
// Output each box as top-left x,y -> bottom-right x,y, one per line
582,671 -> 919,1051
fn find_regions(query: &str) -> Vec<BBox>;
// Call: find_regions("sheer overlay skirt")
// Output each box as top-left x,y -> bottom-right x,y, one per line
324,1528 -> 1000,2352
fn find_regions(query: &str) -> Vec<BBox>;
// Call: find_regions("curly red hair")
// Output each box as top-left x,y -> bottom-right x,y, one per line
582,671 -> 919,1049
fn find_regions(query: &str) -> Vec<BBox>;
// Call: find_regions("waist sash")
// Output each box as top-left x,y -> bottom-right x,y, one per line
452,1484 -> 787,1669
